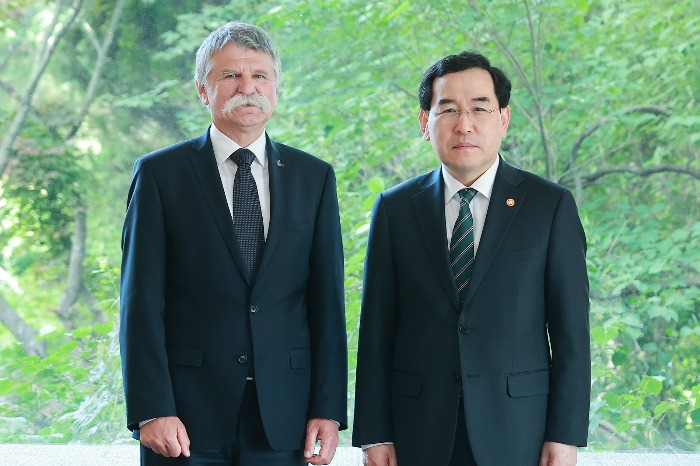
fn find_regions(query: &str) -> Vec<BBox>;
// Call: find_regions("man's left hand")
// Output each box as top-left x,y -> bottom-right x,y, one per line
539,441 -> 577,466
304,418 -> 339,465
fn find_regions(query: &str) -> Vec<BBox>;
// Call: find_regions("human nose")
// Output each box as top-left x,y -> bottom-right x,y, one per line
454,110 -> 475,132
237,75 -> 257,95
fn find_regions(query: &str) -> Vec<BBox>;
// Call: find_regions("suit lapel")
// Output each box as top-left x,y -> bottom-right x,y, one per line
188,128 -> 249,283
412,167 -> 462,309
462,158 -> 525,307
255,136 -> 286,282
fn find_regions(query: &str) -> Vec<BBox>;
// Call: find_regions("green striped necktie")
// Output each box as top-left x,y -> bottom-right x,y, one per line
450,188 -> 477,302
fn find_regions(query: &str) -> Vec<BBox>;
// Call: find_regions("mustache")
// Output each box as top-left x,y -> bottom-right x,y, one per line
222,93 -> 272,114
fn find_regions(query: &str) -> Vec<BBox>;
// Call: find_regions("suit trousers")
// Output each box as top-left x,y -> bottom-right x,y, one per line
448,397 -> 477,466
140,381 -> 307,466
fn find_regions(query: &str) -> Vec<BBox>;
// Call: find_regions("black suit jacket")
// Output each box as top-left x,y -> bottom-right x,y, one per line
352,158 -> 590,465
120,128 -> 347,451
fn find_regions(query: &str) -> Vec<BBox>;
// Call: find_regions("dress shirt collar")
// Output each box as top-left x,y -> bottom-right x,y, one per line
443,156 -> 500,205
210,124 -> 267,168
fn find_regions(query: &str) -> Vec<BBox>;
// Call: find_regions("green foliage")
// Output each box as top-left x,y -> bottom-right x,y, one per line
586,193 -> 699,449
0,132 -> 84,273
0,322 -> 129,444
0,0 -> 698,451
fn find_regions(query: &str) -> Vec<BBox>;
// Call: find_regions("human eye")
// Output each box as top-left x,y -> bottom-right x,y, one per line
472,106 -> 487,113
253,69 -> 271,80
438,107 -> 458,116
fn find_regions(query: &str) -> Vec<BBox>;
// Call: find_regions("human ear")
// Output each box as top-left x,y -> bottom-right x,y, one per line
196,81 -> 209,106
418,109 -> 430,141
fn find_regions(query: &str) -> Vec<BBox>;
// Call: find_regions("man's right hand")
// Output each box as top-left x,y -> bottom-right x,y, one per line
140,416 -> 191,458
364,444 -> 398,466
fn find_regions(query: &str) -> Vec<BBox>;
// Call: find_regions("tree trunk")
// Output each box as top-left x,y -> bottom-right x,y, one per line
57,205 -> 87,328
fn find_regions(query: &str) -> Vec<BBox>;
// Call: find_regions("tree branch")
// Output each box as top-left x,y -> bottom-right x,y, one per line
0,292 -> 47,357
566,105 -> 670,197
575,164 -> 700,187
598,419 -> 635,444
66,0 -> 126,140
569,105 -> 669,169
0,0 -> 84,176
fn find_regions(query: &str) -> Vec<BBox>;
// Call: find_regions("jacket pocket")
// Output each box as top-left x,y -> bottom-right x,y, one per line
290,348 -> 311,368
391,370 -> 422,398
507,369 -> 549,398
167,346 -> 204,367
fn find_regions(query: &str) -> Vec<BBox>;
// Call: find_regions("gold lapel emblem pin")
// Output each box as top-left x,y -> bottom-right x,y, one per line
506,198 -> 515,207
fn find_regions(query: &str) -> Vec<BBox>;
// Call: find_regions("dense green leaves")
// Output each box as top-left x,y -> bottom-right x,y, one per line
0,0 -> 698,450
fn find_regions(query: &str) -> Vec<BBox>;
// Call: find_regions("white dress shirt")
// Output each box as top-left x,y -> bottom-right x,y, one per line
443,156 -> 499,253
210,124 -> 271,239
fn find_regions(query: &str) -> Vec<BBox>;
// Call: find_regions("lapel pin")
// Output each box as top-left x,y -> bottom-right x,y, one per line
506,198 -> 515,207
276,160 -> 284,167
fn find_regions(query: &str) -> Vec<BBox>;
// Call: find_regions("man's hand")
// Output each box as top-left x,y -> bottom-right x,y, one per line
363,444 -> 398,466
139,416 -> 191,458
303,418 -> 339,465
539,441 -> 577,466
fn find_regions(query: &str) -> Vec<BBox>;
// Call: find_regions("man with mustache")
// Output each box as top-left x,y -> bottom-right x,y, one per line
120,22 -> 347,466
352,51 -> 590,465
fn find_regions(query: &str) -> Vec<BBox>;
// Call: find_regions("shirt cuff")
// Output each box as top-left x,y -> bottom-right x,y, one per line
138,418 -> 155,428
361,442 -> 394,450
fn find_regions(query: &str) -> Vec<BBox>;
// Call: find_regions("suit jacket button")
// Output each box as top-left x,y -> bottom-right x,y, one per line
238,355 -> 248,364
250,305 -> 258,313
458,325 -> 470,334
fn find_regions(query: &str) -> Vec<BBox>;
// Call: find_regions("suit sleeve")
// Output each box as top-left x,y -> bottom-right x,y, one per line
119,157 -> 177,431
306,166 -> 348,429
543,189 -> 591,446
352,194 -> 399,446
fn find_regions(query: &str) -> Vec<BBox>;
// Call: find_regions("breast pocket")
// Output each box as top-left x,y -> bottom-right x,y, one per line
493,246 -> 541,265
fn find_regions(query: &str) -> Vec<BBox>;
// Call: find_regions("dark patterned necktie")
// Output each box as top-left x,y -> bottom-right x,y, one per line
450,188 -> 478,302
231,148 -> 264,282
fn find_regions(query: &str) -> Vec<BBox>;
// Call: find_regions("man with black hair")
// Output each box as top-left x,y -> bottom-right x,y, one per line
353,51 -> 590,466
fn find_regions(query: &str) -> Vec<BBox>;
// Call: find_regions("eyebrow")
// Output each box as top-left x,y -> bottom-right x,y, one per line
436,96 -> 491,106
219,68 -> 271,76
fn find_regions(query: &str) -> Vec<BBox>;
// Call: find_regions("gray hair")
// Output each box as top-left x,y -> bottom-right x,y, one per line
194,22 -> 282,89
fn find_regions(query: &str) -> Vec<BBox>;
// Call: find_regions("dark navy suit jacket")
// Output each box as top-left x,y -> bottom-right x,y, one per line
120,128 -> 347,451
353,158 -> 590,465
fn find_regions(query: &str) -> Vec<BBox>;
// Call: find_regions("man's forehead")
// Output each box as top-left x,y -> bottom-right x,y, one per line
433,68 -> 494,94
214,43 -> 274,64
432,69 -> 496,101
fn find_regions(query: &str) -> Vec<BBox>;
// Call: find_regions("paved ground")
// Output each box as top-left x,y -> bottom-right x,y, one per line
0,445 -> 361,466
1,444 -> 699,465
